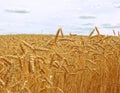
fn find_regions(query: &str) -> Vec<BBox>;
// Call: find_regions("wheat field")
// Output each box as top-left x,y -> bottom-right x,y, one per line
0,27 -> 120,93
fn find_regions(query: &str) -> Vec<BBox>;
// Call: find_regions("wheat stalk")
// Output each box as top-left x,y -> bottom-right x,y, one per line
61,65 -> 69,73
95,26 -> 100,35
34,47 -> 50,51
36,56 -> 46,64
4,55 -> 18,59
54,28 -> 64,43
46,86 -> 64,93
19,80 -> 28,92
0,78 -> 5,86
89,27 -> 100,37
9,81 -> 21,88
29,55 -> 35,73
20,43 -> 25,54
89,28 -> 95,37
0,57 -> 12,66
113,30 -> 116,36
86,59 -> 96,65
44,77 -> 53,86
22,40 -> 34,50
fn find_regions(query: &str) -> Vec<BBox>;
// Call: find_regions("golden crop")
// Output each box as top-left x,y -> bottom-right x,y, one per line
0,27 -> 120,93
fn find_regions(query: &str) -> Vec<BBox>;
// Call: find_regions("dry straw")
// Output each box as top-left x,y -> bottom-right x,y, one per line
0,27 -> 120,93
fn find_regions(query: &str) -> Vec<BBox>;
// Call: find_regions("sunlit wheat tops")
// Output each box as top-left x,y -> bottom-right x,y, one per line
0,27 -> 120,93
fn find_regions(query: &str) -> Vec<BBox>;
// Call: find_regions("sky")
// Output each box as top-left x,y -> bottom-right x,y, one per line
0,0 -> 120,35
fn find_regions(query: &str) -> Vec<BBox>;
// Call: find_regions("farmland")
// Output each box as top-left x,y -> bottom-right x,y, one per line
0,28 -> 120,93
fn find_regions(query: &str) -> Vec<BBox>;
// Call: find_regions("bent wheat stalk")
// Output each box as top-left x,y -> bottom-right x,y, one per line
113,30 -> 116,36
22,40 -> 34,50
89,27 -> 100,37
36,56 -> 46,64
86,59 -> 96,65
44,77 -> 53,86
89,28 -> 95,37
46,38 -> 54,46
95,26 -> 100,35
54,28 -> 64,43
61,65 -> 69,73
